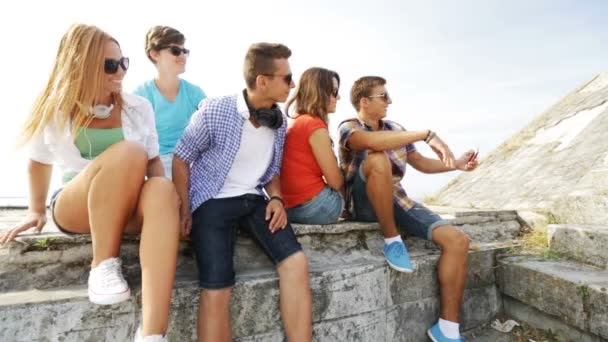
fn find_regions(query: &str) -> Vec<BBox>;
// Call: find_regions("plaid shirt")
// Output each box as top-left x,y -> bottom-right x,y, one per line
175,93 -> 286,212
338,118 -> 417,214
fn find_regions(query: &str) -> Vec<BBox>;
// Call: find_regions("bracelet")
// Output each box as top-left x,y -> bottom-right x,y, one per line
425,131 -> 436,144
269,196 -> 284,206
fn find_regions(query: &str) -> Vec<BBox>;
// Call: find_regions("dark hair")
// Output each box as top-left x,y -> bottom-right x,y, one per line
350,76 -> 386,111
285,67 -> 340,124
243,43 -> 292,89
145,26 -> 185,63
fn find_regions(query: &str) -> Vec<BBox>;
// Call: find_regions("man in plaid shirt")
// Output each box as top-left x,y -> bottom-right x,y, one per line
173,43 -> 311,341
338,76 -> 478,342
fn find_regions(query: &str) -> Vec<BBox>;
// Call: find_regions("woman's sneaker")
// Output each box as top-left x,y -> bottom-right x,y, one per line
88,257 -> 131,305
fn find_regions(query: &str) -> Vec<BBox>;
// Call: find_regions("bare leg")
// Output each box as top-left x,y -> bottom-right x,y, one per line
432,225 -> 470,322
53,141 -> 147,266
135,177 -> 180,336
198,289 -> 232,342
362,151 -> 399,238
277,252 -> 312,342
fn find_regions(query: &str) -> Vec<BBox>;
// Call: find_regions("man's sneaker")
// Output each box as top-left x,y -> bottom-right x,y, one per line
134,327 -> 167,342
88,257 -> 130,305
383,241 -> 414,273
427,323 -> 464,342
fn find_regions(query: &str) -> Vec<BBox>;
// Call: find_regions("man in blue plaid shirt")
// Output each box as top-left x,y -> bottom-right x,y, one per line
173,43 -> 311,341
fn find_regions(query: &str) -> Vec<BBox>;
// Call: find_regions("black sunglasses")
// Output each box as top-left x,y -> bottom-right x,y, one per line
368,92 -> 391,102
104,57 -> 129,74
262,73 -> 293,85
331,88 -> 339,98
159,45 -> 190,57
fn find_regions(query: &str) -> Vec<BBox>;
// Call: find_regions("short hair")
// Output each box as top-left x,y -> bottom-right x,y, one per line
350,76 -> 386,111
243,43 -> 292,89
145,26 -> 185,63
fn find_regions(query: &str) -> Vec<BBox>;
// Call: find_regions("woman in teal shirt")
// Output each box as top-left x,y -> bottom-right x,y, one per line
135,26 -> 206,179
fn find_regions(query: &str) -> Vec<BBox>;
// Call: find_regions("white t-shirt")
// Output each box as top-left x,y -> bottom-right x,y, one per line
215,109 -> 274,198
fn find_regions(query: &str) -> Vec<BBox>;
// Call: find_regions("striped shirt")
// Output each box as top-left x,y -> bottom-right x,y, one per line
174,93 -> 286,212
338,118 -> 417,213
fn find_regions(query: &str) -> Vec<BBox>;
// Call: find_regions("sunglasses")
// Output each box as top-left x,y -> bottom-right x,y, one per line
159,45 -> 190,57
104,57 -> 129,74
330,88 -> 339,98
262,73 -> 293,86
368,92 -> 391,102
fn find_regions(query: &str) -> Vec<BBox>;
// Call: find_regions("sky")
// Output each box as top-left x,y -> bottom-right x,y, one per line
0,0 -> 607,205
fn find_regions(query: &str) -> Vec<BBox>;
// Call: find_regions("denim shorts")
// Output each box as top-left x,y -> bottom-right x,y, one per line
49,188 -> 78,235
287,186 -> 344,225
190,194 -> 303,289
351,165 -> 449,240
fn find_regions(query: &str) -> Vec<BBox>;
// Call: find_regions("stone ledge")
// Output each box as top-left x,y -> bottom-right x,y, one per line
497,256 -> 608,339
548,224 -> 608,269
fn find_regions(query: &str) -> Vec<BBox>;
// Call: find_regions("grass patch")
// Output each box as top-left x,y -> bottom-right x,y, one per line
513,224 -> 563,260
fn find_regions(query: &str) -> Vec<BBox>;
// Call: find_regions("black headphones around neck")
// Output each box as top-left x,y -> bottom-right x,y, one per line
242,89 -> 283,129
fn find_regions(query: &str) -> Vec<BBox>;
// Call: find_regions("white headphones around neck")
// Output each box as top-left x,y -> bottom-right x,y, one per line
89,104 -> 114,119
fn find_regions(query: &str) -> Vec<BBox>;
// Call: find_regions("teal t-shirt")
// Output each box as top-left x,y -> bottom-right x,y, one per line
134,79 -> 206,155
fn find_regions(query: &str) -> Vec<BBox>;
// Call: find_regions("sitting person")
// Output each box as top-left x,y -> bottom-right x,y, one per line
0,24 -> 180,342
338,76 -> 479,342
281,67 -> 344,224
134,25 -> 206,179
172,42 -> 312,341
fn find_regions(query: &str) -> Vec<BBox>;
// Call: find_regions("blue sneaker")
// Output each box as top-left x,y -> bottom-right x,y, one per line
383,241 -> 414,272
427,323 -> 464,342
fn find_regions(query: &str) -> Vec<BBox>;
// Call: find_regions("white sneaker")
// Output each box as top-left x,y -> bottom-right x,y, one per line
134,327 -> 168,342
87,257 -> 131,305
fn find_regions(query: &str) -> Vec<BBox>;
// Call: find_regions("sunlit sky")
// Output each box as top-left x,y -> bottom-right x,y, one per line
1,0 -> 607,205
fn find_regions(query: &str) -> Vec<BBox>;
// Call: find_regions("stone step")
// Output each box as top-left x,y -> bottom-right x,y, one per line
0,246 -> 504,342
0,208 -> 523,292
548,224 -> 608,269
497,255 -> 608,340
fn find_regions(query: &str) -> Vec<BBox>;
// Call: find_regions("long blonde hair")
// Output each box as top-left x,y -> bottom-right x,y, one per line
21,23 -> 122,143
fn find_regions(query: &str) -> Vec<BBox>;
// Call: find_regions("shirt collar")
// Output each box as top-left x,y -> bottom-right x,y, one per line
237,90 -> 251,120
357,117 -> 386,131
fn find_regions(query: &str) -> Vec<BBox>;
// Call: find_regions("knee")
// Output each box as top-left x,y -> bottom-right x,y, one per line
108,141 -> 148,172
201,289 -> 231,308
364,151 -> 391,176
140,177 -> 180,209
449,229 -> 470,254
278,252 -> 309,281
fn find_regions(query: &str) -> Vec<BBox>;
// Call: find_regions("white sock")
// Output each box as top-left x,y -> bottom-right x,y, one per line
384,235 -> 403,245
438,318 -> 460,339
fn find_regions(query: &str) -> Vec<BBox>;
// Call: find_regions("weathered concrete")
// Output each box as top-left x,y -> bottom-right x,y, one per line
548,224 -> 608,269
497,256 -> 608,340
503,296 -> 605,342
0,246 -> 505,341
432,72 -> 608,226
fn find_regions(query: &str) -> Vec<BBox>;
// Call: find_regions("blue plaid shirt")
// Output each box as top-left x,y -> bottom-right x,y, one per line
174,93 -> 287,212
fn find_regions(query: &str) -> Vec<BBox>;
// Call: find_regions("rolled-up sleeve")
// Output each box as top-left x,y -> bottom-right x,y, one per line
174,102 -> 210,164
338,120 -> 360,150
29,131 -> 54,165
141,100 -> 160,159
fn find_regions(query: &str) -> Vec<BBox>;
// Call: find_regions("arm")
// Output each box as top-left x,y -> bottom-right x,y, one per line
1,160 -> 52,243
146,156 -> 165,178
264,175 -> 287,233
172,156 -> 191,239
309,128 -> 343,192
407,150 -> 455,173
347,129 -> 429,152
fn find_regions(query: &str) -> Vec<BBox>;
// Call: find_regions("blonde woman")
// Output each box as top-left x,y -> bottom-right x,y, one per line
0,24 -> 179,342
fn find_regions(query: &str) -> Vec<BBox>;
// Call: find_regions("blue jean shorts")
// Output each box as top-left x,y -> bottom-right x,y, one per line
190,194 -> 303,289
351,166 -> 449,240
49,187 -> 78,235
287,186 -> 344,225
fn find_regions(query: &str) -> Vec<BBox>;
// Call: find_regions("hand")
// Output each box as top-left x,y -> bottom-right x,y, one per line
455,149 -> 479,171
428,134 -> 456,169
179,208 -> 192,241
0,211 -> 47,245
266,198 -> 287,233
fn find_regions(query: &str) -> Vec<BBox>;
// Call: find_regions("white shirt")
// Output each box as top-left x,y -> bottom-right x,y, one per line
29,93 -> 159,173
215,92 -> 274,198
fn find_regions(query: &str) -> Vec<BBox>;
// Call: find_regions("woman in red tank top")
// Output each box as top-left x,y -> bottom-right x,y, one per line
280,67 -> 345,224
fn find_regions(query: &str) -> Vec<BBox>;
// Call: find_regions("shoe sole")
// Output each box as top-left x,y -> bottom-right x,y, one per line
88,288 -> 131,305
383,252 -> 414,273
427,329 -> 439,342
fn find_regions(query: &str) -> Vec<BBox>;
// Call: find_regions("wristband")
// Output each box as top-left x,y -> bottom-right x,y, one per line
425,131 -> 436,144
269,196 -> 284,206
